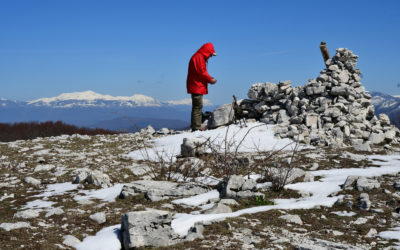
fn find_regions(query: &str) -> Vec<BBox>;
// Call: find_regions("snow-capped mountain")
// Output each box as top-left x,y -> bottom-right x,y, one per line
0,91 -> 216,132
26,91 -> 213,108
27,91 -> 162,108
370,91 -> 400,128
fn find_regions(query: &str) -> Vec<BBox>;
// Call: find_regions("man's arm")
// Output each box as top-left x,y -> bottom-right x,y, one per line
192,55 -> 214,83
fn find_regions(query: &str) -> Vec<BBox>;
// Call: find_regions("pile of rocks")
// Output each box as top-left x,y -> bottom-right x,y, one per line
212,48 -> 400,147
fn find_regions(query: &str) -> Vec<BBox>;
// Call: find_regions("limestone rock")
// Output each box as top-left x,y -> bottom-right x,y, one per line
205,203 -> 232,214
89,212 -> 106,224
208,103 -> 234,129
0,222 -> 31,231
357,193 -> 371,210
63,235 -> 81,247
279,214 -> 303,225
14,209 -> 40,219
73,168 -> 112,188
219,175 -> 261,199
120,180 -> 210,201
121,209 -> 202,249
24,176 -> 41,186
181,138 -> 206,157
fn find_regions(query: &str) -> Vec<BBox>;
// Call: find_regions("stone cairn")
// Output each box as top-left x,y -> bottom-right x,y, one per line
231,48 -> 400,147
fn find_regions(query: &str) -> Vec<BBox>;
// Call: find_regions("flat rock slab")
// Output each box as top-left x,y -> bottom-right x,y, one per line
0,222 -> 31,231
121,209 -> 203,249
14,209 -> 40,219
120,180 -> 210,201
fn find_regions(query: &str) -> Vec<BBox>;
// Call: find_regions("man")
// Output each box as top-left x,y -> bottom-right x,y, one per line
186,42 -> 217,131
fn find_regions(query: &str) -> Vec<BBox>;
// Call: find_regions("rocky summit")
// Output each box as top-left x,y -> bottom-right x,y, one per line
1,48 -> 400,250
209,48 -> 400,149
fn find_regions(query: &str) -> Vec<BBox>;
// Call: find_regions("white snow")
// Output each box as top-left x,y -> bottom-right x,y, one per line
171,154 -> 400,237
172,190 -> 219,207
379,227 -> 400,242
35,182 -> 78,197
128,122 -> 299,161
74,184 -> 124,202
74,224 -> 121,250
28,91 -> 160,107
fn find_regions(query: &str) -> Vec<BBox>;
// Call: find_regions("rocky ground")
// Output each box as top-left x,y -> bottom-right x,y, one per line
1,125 -> 400,249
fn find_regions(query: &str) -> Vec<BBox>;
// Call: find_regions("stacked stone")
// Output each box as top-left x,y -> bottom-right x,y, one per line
241,48 -> 400,147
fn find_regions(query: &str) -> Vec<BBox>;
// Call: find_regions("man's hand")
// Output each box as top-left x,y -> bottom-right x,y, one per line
210,78 -> 217,84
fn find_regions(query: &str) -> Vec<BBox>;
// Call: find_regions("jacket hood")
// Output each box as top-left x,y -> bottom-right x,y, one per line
196,43 -> 216,58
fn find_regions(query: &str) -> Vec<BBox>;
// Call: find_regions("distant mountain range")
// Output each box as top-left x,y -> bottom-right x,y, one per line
0,91 -> 216,132
370,92 -> 400,128
1,90 -> 399,132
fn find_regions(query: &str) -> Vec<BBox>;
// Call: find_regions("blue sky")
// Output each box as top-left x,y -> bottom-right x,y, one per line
1,0 -> 400,105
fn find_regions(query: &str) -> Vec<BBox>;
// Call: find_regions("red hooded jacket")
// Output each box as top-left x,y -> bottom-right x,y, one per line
186,43 -> 216,95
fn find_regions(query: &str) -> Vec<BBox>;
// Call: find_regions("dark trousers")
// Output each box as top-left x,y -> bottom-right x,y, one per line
191,94 -> 203,131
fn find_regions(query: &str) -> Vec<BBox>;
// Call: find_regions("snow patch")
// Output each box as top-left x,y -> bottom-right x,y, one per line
74,224 -> 121,250
172,190 -> 219,207
74,184 -> 124,202
128,122 -> 300,161
171,154 -> 400,236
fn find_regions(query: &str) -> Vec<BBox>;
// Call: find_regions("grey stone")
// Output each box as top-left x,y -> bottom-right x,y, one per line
328,65 -> 339,71
120,181 -> 210,201
379,113 -> 390,126
0,222 -> 31,231
310,163 -> 319,170
89,212 -> 106,224
63,235 -> 81,247
303,172 -> 314,182
208,103 -> 234,128
368,132 -> 385,144
277,110 -> 290,124
24,176 -> 41,186
393,182 -> 400,191
279,214 -> 303,225
205,203 -> 232,214
305,115 -> 318,129
331,86 -> 349,97
353,142 -> 371,152
73,168 -> 112,188
357,193 -> 371,211
355,177 -> 380,192
220,175 -> 259,199
140,125 -> 155,135
181,138 -> 206,157
121,209 -> 178,249
14,209 -> 40,219
45,207 -> 64,217
86,170 -> 112,188
156,128 -> 170,135
219,199 -> 239,206
128,163 -> 152,176
34,164 -> 55,172
337,70 -> 350,83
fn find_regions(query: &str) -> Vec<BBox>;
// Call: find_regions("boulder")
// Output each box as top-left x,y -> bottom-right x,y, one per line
0,222 -> 31,231
208,103 -> 234,129
121,209 -> 202,249
63,235 -> 81,247
357,193 -> 371,211
120,180 -> 210,201
219,175 -> 262,199
89,212 -> 106,224
24,177 -> 41,186
181,138 -> 206,157
279,214 -> 303,225
121,210 -> 179,249
73,168 -> 112,188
